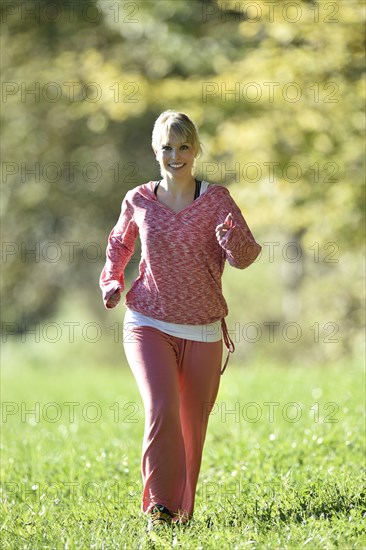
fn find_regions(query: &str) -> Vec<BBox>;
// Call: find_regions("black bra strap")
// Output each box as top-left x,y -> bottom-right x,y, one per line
154,181 -> 160,196
194,179 -> 201,200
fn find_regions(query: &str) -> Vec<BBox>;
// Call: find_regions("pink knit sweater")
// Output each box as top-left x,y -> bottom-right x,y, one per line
100,180 -> 261,325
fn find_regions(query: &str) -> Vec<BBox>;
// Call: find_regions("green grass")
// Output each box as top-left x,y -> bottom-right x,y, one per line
1,359 -> 365,549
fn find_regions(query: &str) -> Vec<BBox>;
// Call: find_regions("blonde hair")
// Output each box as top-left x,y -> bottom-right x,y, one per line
152,110 -> 203,158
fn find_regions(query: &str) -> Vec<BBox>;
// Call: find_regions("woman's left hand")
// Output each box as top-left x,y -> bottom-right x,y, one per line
215,213 -> 234,243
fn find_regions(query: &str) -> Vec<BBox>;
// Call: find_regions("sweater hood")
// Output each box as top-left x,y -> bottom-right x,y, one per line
133,181 -> 159,202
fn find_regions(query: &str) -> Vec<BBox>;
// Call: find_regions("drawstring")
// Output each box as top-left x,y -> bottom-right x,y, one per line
220,318 -> 235,374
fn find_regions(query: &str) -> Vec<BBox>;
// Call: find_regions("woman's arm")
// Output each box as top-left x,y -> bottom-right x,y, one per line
215,189 -> 261,269
99,195 -> 139,308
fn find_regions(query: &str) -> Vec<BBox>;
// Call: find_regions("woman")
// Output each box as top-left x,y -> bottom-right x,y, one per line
99,110 -> 261,530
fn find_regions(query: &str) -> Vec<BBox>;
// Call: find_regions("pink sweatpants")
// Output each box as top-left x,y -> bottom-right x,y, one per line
123,325 -> 223,521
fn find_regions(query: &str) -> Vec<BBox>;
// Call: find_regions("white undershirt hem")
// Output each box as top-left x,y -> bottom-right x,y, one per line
123,308 -> 222,342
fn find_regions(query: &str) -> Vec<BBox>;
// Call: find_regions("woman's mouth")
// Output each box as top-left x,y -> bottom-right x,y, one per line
168,163 -> 185,169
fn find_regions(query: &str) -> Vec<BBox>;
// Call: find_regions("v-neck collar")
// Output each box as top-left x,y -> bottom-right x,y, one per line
149,180 -> 211,216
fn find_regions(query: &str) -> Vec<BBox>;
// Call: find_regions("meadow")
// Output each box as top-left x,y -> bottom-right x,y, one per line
1,356 -> 365,549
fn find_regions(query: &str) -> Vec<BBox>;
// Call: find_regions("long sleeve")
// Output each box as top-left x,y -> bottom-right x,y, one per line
218,189 -> 261,269
99,194 -> 139,308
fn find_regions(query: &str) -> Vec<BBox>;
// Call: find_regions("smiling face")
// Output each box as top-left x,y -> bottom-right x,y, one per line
151,111 -> 202,180
154,131 -> 196,178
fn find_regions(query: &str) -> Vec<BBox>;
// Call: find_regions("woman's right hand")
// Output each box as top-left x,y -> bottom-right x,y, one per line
108,289 -> 120,307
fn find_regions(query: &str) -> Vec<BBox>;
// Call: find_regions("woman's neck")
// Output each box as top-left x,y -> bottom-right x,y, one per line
161,175 -> 196,198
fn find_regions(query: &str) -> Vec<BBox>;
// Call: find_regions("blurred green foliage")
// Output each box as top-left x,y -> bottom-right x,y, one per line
1,0 -> 365,365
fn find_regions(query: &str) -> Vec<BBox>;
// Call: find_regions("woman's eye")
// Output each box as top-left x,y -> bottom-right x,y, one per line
161,144 -> 189,151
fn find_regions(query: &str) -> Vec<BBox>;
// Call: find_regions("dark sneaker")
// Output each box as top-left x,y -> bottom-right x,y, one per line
146,504 -> 173,532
